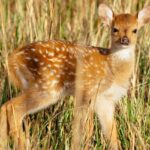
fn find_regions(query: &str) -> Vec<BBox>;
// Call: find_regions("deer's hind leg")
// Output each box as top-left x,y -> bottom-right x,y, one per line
0,87 -> 62,150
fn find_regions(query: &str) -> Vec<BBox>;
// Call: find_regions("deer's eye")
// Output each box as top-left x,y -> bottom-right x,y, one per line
113,28 -> 119,33
132,29 -> 137,34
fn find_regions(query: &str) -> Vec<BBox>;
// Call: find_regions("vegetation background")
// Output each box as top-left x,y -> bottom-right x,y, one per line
0,0 -> 150,149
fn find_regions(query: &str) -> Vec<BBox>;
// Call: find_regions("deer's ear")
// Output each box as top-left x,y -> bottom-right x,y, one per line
138,6 -> 150,28
98,4 -> 114,26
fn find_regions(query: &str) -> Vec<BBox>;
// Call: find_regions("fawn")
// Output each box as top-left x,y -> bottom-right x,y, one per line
0,3 -> 150,150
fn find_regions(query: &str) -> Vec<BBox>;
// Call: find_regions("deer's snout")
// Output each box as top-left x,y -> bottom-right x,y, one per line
120,36 -> 129,45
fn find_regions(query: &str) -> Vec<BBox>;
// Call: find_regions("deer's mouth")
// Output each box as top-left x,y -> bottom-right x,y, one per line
114,42 -> 133,49
115,39 -> 131,48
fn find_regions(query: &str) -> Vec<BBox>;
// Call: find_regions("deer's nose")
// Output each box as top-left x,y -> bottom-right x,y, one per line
120,36 -> 129,45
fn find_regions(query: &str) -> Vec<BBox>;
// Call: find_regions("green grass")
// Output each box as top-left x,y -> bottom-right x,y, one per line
0,0 -> 150,149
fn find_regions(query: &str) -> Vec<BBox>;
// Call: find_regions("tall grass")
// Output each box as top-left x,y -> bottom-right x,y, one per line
0,0 -> 150,149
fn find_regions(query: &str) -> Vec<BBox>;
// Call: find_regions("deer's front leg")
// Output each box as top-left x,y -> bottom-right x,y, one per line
95,99 -> 119,150
71,94 -> 94,150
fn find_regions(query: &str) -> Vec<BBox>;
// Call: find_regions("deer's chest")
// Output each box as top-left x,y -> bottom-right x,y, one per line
98,83 -> 128,103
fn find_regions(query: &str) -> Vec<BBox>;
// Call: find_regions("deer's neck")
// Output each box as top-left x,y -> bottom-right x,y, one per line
111,45 -> 135,61
109,45 -> 135,85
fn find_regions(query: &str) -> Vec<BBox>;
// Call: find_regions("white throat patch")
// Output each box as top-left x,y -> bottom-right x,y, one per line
114,46 -> 135,60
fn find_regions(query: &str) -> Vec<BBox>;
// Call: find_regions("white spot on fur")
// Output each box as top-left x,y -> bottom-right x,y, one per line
45,49 -> 49,54
47,64 -> 51,68
20,64 -> 26,67
42,44 -> 49,48
25,57 -> 31,60
54,64 -> 60,68
68,61 -> 75,66
43,55 -> 46,58
40,62 -> 44,66
58,54 -> 66,59
31,48 -> 35,52
34,58 -> 39,62
48,52 -> 54,57
56,74 -> 61,78
42,67 -> 47,71
50,58 -> 62,63
56,47 -> 60,51
62,47 -> 65,51
39,50 -> 43,54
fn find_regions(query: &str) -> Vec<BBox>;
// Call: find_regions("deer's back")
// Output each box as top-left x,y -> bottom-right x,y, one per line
8,40 -> 112,96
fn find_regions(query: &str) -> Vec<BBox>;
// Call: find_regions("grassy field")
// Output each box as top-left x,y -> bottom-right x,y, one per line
0,0 -> 150,149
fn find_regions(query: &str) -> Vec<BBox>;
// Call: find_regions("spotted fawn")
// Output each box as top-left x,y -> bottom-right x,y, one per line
0,4 -> 150,150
